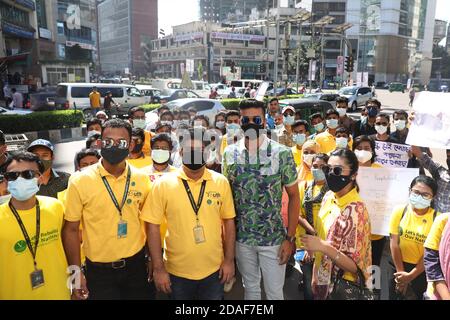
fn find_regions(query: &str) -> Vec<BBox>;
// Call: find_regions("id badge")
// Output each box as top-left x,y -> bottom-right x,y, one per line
193,225 -> 206,244
30,269 -> 45,290
117,220 -> 128,239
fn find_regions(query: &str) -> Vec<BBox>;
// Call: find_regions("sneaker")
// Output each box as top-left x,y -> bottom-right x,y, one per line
224,277 -> 236,293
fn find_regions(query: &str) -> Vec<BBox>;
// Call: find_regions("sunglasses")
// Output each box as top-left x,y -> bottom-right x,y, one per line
101,139 -> 129,150
241,116 -> 263,126
4,170 -> 40,181
322,165 -> 348,177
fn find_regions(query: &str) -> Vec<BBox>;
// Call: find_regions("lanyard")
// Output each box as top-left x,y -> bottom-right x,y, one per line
101,168 -> 131,218
182,179 -> 207,222
9,199 -> 40,269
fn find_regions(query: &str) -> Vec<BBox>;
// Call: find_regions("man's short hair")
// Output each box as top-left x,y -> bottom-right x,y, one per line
336,96 -> 349,105
225,110 -> 240,121
151,133 -> 173,151
393,110 -> 408,119
4,151 -> 45,174
365,98 -> 382,108
239,99 -> 266,114
310,112 -> 324,121
129,106 -> 145,117
75,148 -> 101,167
178,110 -> 190,118
336,127 -> 349,136
102,118 -> 132,141
292,120 -> 310,132
269,97 -> 279,104
87,119 -> 102,130
193,115 -> 210,127
326,109 -> 339,118
132,127 -> 145,141
160,110 -> 174,120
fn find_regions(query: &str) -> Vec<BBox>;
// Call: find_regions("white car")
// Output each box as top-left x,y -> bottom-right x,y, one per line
338,86 -> 373,111
136,85 -> 162,104
145,98 -> 226,130
0,107 -> 33,116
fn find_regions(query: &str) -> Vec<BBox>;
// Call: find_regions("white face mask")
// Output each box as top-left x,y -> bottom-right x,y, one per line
326,119 -> 339,129
215,121 -> 225,129
87,130 -> 101,138
335,137 -> 348,149
303,154 -> 315,167
394,120 -> 406,131
151,149 -> 170,164
337,108 -> 347,117
355,150 -> 373,164
375,125 -> 388,135
133,119 -> 146,129
160,120 -> 173,127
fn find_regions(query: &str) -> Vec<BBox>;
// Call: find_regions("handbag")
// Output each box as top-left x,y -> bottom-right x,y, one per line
328,266 -> 375,300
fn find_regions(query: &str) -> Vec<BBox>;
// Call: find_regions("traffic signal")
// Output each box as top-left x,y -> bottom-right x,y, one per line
231,61 -> 236,74
345,56 -> 354,73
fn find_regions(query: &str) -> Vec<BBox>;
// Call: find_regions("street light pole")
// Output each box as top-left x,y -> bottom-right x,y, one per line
296,21 -> 302,92
274,0 -> 280,90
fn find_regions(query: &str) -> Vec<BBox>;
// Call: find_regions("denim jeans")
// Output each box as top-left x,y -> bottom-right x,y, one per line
169,271 -> 224,300
236,242 -> 286,300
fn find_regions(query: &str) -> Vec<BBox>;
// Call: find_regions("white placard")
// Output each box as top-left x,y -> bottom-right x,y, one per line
357,167 -> 419,236
406,92 -> 450,149
375,141 -> 411,168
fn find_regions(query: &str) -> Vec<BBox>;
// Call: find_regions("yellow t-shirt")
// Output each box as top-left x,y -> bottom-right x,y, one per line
128,155 -> 153,169
141,168 -> 236,280
389,205 -> 439,265
291,146 -> 303,168
0,196 -> 70,300
424,213 -> 449,298
89,91 -> 101,109
64,162 -> 151,263
296,182 -> 324,248
142,130 -> 154,157
314,130 -> 353,154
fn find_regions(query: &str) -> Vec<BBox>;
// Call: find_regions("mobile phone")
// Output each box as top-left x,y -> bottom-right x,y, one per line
294,249 -> 306,263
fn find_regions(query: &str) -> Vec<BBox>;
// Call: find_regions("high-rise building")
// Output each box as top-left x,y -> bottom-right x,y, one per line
98,0 -> 158,76
434,19 -> 447,45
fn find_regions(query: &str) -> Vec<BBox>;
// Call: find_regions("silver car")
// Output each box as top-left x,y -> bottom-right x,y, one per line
338,86 -> 373,111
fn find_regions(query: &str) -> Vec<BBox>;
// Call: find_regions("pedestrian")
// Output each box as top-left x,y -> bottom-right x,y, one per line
145,133 -> 177,182
334,127 -> 351,151
353,99 -> 380,138
0,130 -> 9,173
228,86 -> 237,99
103,91 -> 115,117
209,87 -> 218,99
188,107 -> 197,121
89,87 -> 101,117
290,120 -> 310,167
243,87 -> 251,99
266,98 -> 280,130
95,111 -> 108,124
3,83 -> 12,108
129,107 -> 153,157
74,148 -> 101,172
128,128 -> 153,169
27,139 -> 70,199
223,99 -> 300,300
214,112 -> 227,136
192,115 -> 210,129
220,110 -> 242,156
302,149 -> 372,300
11,88 -> 23,109
309,112 -> 326,140
424,212 -> 450,300
159,111 -> 175,129
143,128 -> 236,300
62,119 -> 155,300
86,118 -> 102,136
389,176 -> 440,300
409,88 -> 416,107
369,113 -> 399,144
0,152 -> 70,299
298,140 -> 320,182
86,133 -> 102,150
315,109 -> 353,154
336,97 -> 355,134
297,153 -> 329,300
390,110 -> 409,144
275,106 -> 296,147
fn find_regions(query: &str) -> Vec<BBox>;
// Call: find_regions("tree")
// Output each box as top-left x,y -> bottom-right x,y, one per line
197,62 -> 203,81
287,42 -> 321,82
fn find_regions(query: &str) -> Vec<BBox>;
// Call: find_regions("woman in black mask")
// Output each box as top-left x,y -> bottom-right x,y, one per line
128,128 -> 153,169
301,149 -> 372,300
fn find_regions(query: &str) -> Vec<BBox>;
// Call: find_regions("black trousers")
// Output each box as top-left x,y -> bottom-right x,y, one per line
85,248 -> 155,300
389,261 -> 427,300
371,237 -> 387,268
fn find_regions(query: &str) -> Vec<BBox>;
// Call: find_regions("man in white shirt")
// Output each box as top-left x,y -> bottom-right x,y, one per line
11,88 -> 23,109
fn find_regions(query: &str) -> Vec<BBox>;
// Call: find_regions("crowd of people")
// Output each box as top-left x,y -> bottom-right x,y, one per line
0,95 -> 449,301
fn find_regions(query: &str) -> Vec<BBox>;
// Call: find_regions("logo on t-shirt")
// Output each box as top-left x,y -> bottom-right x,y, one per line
14,240 -> 27,253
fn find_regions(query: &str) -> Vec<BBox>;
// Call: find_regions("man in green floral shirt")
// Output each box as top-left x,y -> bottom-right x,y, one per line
223,99 -> 300,300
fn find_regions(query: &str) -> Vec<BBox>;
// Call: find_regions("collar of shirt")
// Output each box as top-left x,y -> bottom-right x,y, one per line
148,164 -> 173,174
51,169 -> 60,178
98,161 -> 130,180
176,167 -> 213,182
334,187 -> 360,208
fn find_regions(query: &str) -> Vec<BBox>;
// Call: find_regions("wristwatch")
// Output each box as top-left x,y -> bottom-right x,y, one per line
285,235 -> 296,244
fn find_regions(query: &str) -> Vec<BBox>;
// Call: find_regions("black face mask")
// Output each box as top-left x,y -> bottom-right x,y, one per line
101,147 -> 129,165
132,143 -> 144,154
183,149 -> 205,171
325,173 -> 353,193
242,123 -> 264,139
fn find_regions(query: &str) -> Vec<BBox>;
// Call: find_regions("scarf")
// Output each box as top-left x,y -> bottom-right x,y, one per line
303,181 -> 328,228
436,214 -> 450,300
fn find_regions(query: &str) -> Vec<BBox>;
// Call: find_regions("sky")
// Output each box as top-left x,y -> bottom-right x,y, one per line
159,0 -> 450,36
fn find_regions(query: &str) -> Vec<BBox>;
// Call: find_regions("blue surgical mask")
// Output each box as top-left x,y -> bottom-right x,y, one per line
336,137 -> 348,149
314,123 -> 325,133
7,177 -> 39,201
133,119 -> 146,129
326,119 -> 339,129
227,123 -> 241,136
284,115 -> 295,126
312,168 -> 326,182
409,193 -> 431,210
293,133 -> 306,146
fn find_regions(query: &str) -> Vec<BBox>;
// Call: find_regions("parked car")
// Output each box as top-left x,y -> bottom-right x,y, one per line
29,86 -> 58,111
278,99 -> 334,124
192,81 -> 212,98
136,85 -> 162,104
375,81 -> 387,89
389,82 -> 405,93
338,86 -> 373,111
155,89 -> 201,104
267,87 -> 298,97
54,83 -> 146,119
145,98 -> 225,129
302,93 -> 340,108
